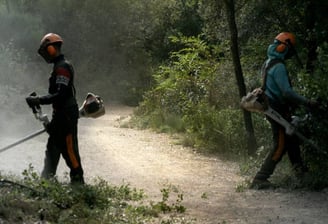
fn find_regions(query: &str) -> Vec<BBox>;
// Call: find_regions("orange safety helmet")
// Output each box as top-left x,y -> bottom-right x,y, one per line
38,33 -> 63,63
274,32 -> 296,53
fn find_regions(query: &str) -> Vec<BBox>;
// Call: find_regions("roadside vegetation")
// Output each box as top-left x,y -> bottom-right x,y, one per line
0,165 -> 191,224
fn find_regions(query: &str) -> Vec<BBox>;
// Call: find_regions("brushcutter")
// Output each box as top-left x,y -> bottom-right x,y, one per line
0,92 -> 105,153
240,91 -> 324,154
264,107 -> 322,153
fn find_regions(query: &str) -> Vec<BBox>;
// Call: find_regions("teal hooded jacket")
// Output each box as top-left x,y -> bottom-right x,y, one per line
263,40 -> 308,107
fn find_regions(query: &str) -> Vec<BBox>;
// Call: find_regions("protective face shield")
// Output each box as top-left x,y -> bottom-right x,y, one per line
38,33 -> 63,63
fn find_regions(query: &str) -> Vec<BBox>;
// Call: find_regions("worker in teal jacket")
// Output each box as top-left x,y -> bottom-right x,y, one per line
251,32 -> 317,189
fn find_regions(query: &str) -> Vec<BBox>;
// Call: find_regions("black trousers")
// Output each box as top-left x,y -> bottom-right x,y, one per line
254,115 -> 306,181
41,108 -> 84,184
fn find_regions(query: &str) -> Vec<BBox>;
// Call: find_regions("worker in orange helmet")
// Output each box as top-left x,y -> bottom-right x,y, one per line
26,33 -> 84,184
250,32 -> 318,189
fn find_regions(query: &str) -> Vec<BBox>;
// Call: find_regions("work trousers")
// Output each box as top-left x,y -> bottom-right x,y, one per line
41,108 -> 84,184
255,106 -> 306,181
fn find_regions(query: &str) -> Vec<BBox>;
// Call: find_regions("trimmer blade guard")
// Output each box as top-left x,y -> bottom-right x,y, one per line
79,93 -> 105,118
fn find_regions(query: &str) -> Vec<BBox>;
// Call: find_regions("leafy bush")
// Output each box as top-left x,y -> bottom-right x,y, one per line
0,165 -> 192,223
135,35 -> 248,155
293,42 -> 328,189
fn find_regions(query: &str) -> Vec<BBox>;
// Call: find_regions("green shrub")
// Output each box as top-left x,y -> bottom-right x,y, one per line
136,35 -> 248,155
292,43 -> 328,189
0,166 -> 191,223
182,105 -> 245,154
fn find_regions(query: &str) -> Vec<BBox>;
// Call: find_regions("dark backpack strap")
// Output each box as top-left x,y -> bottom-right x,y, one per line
261,58 -> 283,91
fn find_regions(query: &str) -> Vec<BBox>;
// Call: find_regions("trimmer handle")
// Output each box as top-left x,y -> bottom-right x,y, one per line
26,92 -> 41,114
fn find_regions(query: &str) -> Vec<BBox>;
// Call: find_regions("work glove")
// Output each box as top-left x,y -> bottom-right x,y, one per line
26,96 -> 40,107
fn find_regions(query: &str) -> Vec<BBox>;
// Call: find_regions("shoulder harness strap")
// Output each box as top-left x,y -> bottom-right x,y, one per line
261,58 -> 283,91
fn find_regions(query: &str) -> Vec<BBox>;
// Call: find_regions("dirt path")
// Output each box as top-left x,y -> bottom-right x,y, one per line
1,105 -> 328,223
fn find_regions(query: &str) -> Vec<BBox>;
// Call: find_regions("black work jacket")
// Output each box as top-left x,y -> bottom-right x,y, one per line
39,54 -> 77,112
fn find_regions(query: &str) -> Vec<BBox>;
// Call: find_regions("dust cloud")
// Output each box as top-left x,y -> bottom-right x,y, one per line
0,38 -> 50,173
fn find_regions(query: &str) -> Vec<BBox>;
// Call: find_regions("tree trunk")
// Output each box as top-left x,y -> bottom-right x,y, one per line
304,1 -> 317,74
5,0 -> 10,13
222,0 -> 257,155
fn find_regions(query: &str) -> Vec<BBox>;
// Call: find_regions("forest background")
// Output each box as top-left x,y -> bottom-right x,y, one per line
1,0 -> 328,189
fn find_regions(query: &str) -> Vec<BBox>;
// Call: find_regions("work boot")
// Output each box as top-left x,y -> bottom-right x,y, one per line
70,168 -> 85,185
250,178 -> 276,190
70,175 -> 85,185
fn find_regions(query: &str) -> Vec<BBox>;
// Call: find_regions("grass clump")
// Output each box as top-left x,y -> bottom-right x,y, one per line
0,165 -> 194,224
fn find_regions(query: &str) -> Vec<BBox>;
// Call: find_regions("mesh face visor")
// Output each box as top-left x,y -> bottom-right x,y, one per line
38,45 -> 52,63
38,42 -> 62,63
